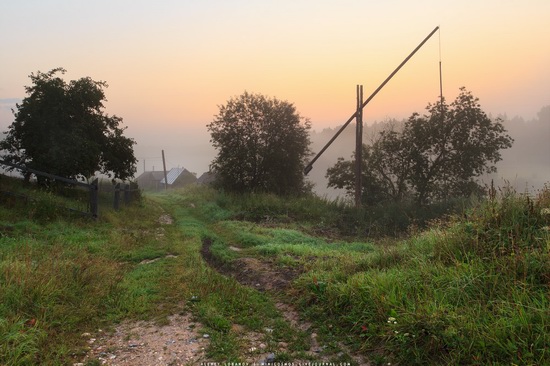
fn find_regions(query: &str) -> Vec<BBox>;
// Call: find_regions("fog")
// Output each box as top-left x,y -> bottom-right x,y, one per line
306,106 -> 550,200
131,105 -> 549,201
1,97 -> 548,198
130,124 -> 215,178
491,106 -> 550,193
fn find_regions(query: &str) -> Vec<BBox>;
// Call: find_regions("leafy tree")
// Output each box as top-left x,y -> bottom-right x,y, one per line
327,142 -> 404,205
207,91 -> 311,195
0,68 -> 136,182
327,88 -> 514,205
406,88 -> 513,204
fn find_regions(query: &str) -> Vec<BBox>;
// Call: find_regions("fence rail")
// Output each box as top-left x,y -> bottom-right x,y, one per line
0,160 -> 138,217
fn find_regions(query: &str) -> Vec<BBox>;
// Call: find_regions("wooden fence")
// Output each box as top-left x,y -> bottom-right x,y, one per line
0,160 -> 139,218
112,182 -> 140,211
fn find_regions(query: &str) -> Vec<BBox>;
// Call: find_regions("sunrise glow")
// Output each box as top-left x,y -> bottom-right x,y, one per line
1,1 -> 549,175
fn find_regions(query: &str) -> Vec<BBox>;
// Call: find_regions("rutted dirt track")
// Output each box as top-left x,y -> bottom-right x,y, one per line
200,237 -> 369,366
200,237 -> 302,292
77,214 -> 368,365
77,214 -> 212,366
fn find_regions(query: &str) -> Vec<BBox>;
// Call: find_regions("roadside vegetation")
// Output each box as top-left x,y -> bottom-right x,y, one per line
1,176 -> 548,365
187,184 -> 549,365
0,176 -> 310,365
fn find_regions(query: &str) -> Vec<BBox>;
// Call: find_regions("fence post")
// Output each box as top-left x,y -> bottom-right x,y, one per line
123,183 -> 130,205
114,183 -> 120,210
130,182 -> 139,204
90,179 -> 99,218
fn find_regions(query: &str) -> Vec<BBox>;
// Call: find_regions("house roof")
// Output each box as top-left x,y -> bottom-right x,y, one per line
161,167 -> 186,185
138,168 -> 196,186
150,171 -> 166,180
136,171 -> 165,181
197,171 -> 216,185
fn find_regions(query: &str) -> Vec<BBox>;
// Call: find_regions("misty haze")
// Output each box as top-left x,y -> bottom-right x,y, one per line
1,1 -> 549,364
126,105 -> 550,201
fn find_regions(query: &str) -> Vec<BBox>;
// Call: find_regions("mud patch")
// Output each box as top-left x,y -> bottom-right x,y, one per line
200,237 -> 301,292
200,237 -> 371,366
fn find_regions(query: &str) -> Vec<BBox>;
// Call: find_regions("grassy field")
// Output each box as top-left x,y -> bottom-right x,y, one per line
1,176 -> 548,365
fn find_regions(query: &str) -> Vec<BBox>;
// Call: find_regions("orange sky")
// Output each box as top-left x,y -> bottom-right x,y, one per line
1,1 -> 549,175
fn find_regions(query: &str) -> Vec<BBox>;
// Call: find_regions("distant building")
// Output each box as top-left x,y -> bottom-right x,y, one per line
136,171 -> 165,190
136,167 -> 197,190
197,171 -> 216,186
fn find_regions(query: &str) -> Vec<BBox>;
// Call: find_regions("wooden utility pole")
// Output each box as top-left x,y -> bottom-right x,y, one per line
162,150 -> 168,191
303,26 -> 440,176
355,85 -> 363,208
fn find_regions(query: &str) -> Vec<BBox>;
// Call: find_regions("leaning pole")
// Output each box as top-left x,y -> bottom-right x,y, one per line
303,26 -> 440,176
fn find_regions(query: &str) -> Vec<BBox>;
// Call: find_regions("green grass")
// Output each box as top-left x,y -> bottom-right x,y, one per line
2,176 -> 548,365
0,179 -> 279,364
0,179 -> 169,364
299,190 -> 548,365
149,189 -> 312,361
182,184 -> 549,365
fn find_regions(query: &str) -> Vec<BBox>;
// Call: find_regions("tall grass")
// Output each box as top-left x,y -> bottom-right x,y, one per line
3,176 -> 548,365
0,228 -> 124,364
189,183 -> 549,365
199,187 -> 473,238
1,181 -> 309,364
0,177 -> 181,364
291,186 -> 549,365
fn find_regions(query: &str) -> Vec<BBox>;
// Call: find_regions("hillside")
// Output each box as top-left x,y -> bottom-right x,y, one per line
0,177 -> 548,365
